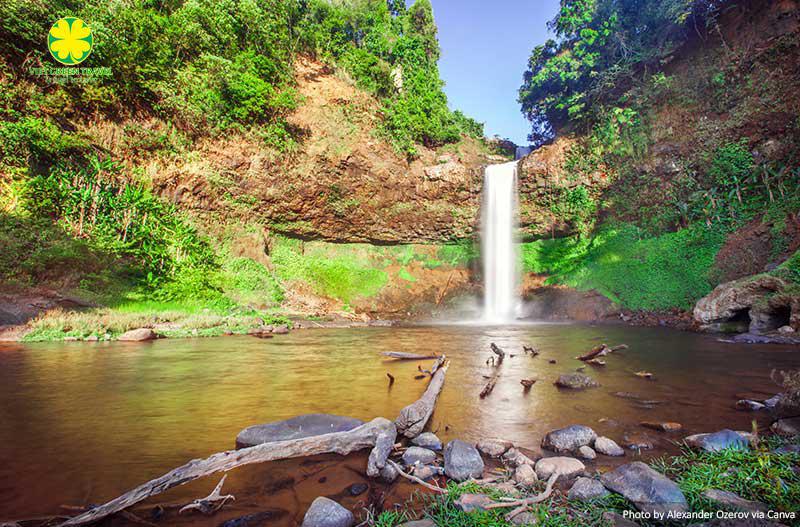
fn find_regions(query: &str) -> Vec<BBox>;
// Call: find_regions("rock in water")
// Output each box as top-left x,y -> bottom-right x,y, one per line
702,489 -> 769,513
379,463 -> 398,483
412,432 -> 442,451
117,328 -> 157,341
476,438 -> 513,458
541,425 -> 597,453
534,456 -> 585,480
301,497 -> 354,527
771,417 -> 800,436
736,399 -> 766,411
453,493 -> 494,512
402,446 -> 437,466
554,373 -> 599,389
640,421 -> 683,432
513,463 -> 537,486
684,430 -> 749,452
236,414 -> 364,448
568,477 -> 610,501
220,510 -> 286,527
502,447 -> 537,468
594,436 -> 625,457
577,446 -> 596,460
600,462 -> 688,516
444,440 -> 485,481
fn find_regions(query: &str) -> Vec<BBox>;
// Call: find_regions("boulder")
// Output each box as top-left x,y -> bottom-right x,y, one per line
684,430 -> 749,452
453,493 -> 494,513
595,436 -> 625,457
412,432 -> 442,451
771,417 -> 800,436
513,463 -> 537,486
577,446 -> 596,460
402,446 -> 437,466
301,497 -> 354,527
117,328 -> 157,341
236,414 -> 364,448
541,425 -> 597,453
702,489 -> 769,513
379,463 -> 398,483
554,373 -> 599,389
534,456 -> 585,480
476,438 -> 513,458
444,440 -> 485,481
600,462 -> 688,516
502,447 -> 537,468
568,477 -> 610,501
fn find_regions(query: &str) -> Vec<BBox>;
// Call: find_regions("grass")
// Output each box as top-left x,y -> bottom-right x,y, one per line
522,222 -> 726,311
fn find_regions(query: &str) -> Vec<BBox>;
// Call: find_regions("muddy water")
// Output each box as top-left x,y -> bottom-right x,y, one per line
0,324 -> 797,523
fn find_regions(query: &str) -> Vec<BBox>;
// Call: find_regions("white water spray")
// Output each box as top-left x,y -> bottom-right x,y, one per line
481,161 -> 519,323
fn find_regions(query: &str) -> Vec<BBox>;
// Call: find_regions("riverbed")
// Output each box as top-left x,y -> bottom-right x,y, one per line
0,324 -> 796,523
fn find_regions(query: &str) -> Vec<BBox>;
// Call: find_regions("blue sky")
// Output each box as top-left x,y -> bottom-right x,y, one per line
430,0 -> 561,145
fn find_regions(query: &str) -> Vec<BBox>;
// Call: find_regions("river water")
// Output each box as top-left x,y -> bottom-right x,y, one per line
0,324 -> 797,523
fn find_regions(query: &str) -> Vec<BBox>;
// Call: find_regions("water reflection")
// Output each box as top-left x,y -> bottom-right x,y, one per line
0,324 -> 797,519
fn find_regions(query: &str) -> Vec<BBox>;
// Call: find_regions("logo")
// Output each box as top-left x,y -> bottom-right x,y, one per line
48,17 -> 93,65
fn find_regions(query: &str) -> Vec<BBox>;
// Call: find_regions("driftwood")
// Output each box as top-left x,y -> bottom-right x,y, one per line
58,418 -> 396,527
522,345 -> 539,356
178,475 -> 234,515
386,373 -> 395,386
382,352 -> 439,361
480,370 -> 500,399
587,358 -> 606,367
396,357 -> 449,438
577,344 -> 610,361
635,371 -> 654,379
520,379 -> 536,388
387,460 -> 446,493
490,343 -> 506,363
485,472 -> 559,520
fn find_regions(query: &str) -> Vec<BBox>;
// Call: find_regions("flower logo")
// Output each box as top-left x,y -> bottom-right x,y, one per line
48,17 -> 93,65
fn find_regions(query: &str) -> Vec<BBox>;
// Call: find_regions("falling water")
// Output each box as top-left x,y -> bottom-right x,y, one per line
481,161 -> 519,323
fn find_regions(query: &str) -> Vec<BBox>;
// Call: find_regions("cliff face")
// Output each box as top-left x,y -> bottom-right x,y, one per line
110,58 -> 501,244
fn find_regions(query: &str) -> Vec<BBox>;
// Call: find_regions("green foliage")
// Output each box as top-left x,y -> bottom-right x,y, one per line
221,257 -> 284,306
707,140 -> 754,201
525,222 -> 725,310
438,242 -> 479,267
0,116 -> 87,171
652,440 -> 800,513
519,0 -> 720,142
270,236 -> 388,303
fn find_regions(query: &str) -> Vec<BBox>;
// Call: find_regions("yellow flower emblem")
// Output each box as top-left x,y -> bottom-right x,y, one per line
48,17 -> 93,65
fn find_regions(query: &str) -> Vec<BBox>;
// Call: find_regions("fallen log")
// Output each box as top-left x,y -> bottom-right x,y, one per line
396,357 -> 449,438
480,370 -> 500,398
382,352 -> 439,360
58,418 -> 396,527
490,343 -> 505,363
577,344 -> 610,362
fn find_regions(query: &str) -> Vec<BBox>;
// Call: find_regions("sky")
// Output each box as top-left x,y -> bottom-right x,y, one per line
430,0 -> 561,145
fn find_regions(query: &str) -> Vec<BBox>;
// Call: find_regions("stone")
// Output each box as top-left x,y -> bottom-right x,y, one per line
736,400 -> 766,411
510,512 -> 537,525
577,445 -> 597,460
398,521 -> 436,527
702,489 -> 769,513
476,438 -> 513,458
220,510 -> 286,527
347,483 -> 368,496
412,432 -> 442,451
534,456 -> 585,480
541,424 -> 597,453
684,430 -> 749,452
595,436 -> 625,457
513,463 -> 537,486
301,497 -> 354,527
568,477 -> 610,501
412,465 -> 440,481
402,446 -> 437,466
622,432 -> 655,451
554,373 -> 599,389
117,328 -> 157,341
771,417 -> 800,436
502,447 -> 537,468
379,463 -> 398,483
272,325 -> 290,334
453,493 -> 494,513
601,512 -> 640,527
640,421 -> 683,432
600,462 -> 688,516
236,414 -> 364,448
764,394 -> 783,408
778,325 -> 795,334
444,440 -> 485,481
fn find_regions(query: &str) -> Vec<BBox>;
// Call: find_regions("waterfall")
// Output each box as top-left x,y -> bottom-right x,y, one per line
481,161 -> 519,323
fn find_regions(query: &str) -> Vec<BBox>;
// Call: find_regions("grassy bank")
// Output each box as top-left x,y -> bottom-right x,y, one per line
373,436 -> 800,527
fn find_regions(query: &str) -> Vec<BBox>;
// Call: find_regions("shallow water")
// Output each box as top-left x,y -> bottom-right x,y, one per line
0,324 -> 797,522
